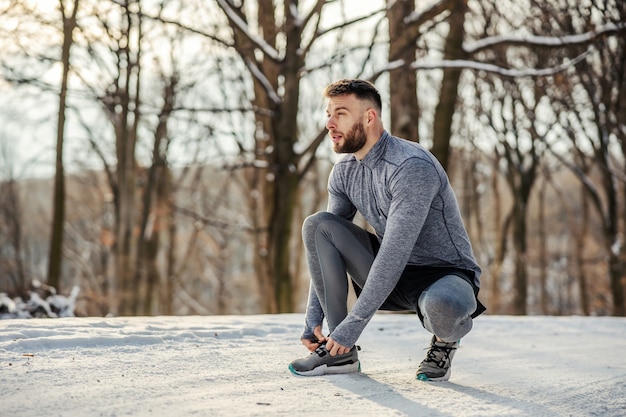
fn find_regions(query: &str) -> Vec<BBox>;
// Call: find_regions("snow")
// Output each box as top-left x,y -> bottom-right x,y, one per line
463,22 -> 626,54
408,52 -> 590,78
1,285 -> 80,320
214,0 -> 281,62
1,314 -> 625,416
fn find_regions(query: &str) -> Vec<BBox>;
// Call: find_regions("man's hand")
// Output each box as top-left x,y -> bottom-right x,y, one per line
300,325 -> 327,352
325,337 -> 351,356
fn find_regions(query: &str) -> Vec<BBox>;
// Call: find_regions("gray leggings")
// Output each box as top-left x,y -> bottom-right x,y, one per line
303,212 -> 477,343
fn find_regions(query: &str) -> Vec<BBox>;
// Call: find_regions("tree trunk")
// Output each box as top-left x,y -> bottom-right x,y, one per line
613,37 -> 626,316
511,199 -> 528,315
267,8 -> 303,313
387,0 -> 419,142
1,177 -> 26,294
268,166 -> 299,312
537,175 -> 548,314
431,0 -> 466,170
113,0 -> 140,316
136,75 -> 175,315
608,245 -> 625,316
225,0 -> 308,313
618,33 -> 626,317
489,157 -> 505,313
508,151 -> 538,315
48,0 -> 80,292
163,219 -> 176,316
248,89 -> 278,314
576,180 -> 590,315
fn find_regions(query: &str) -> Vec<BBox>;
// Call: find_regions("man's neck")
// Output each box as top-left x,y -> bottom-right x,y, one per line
354,128 -> 384,160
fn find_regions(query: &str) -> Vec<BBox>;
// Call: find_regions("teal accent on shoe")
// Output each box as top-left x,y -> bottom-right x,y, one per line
288,364 -> 300,376
416,373 -> 430,381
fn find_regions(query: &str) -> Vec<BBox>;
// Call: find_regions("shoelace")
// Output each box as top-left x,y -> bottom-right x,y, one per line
313,343 -> 360,357
423,343 -> 457,367
314,344 -> 328,357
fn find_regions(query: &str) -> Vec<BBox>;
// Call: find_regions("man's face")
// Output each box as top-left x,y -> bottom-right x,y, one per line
326,94 -> 367,154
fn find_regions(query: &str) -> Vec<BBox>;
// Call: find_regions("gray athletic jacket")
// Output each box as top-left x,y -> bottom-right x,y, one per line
308,130 -> 481,348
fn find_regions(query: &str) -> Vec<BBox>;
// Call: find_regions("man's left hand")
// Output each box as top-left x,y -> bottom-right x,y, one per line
325,337 -> 351,356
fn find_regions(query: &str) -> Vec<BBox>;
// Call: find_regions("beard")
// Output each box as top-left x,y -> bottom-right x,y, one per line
333,120 -> 367,154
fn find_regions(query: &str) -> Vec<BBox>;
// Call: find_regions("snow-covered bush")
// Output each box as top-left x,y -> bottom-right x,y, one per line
0,281 -> 80,319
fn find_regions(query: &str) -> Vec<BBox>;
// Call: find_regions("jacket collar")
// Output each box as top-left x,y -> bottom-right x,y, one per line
359,130 -> 390,169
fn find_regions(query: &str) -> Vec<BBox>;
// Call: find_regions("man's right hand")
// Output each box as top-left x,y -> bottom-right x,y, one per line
301,325 -> 327,351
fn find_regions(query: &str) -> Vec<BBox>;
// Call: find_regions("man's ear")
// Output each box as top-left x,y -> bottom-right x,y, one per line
365,108 -> 377,126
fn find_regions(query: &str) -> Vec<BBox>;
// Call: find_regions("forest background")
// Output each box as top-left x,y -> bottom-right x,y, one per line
0,0 -> 625,319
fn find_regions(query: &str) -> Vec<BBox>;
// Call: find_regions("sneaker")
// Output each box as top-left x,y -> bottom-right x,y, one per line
416,336 -> 459,381
289,343 -> 360,376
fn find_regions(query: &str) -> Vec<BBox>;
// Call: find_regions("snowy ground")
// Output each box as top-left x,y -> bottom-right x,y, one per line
1,314 -> 625,417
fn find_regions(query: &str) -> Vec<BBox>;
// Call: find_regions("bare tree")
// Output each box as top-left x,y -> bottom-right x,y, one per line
475,75 -> 545,314
135,74 -> 176,315
538,0 -> 626,316
441,0 -> 626,315
209,0 -> 386,312
64,0 -> 266,315
48,0 -> 81,292
97,0 -> 142,316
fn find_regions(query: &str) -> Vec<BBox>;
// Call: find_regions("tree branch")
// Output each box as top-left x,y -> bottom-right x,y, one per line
404,0 -> 453,26
411,49 -> 591,77
141,13 -> 233,49
297,128 -> 328,181
215,0 -> 281,62
242,56 -> 281,105
372,48 -> 591,80
315,7 -> 385,38
172,204 -> 259,233
464,22 -> 626,55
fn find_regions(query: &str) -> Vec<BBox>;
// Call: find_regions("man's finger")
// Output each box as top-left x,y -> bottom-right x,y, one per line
313,327 -> 325,341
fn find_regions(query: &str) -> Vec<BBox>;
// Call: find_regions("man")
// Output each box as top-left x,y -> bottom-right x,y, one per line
288,79 -> 485,381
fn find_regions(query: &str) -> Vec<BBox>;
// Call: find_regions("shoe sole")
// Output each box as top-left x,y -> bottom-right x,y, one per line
289,360 -> 361,376
416,367 -> 451,382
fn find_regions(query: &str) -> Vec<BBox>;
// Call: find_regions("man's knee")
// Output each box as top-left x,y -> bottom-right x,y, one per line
419,277 -> 477,341
421,290 -> 474,318
302,212 -> 337,240
420,300 -> 473,341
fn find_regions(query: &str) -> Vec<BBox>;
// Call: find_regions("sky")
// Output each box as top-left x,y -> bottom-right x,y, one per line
1,313 -> 625,416
5,0 -> 618,181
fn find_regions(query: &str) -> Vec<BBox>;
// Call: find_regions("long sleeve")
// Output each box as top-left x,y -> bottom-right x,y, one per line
301,283 -> 324,339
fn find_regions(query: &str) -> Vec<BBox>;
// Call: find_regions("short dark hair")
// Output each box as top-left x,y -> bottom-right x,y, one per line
324,79 -> 382,114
